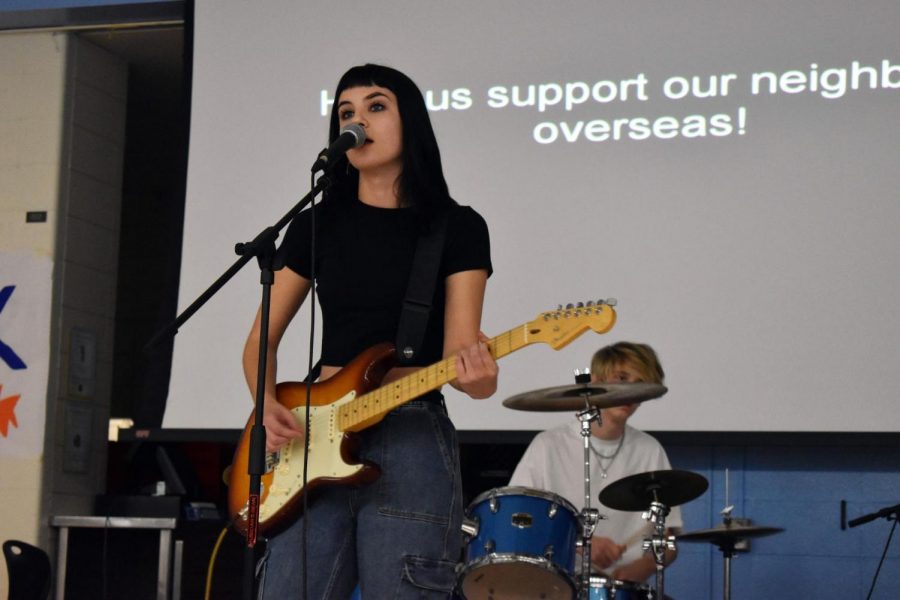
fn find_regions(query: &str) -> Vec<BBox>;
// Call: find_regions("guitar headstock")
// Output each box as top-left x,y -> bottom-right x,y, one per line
526,299 -> 617,350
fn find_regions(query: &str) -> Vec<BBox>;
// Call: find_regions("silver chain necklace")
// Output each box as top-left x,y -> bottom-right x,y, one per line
590,429 -> 626,479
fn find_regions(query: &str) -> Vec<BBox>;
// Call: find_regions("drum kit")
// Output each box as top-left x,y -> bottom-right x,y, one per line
456,378 -> 784,600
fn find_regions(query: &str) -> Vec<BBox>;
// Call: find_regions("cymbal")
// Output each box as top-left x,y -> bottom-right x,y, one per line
677,523 -> 784,544
503,382 -> 667,412
599,469 -> 709,511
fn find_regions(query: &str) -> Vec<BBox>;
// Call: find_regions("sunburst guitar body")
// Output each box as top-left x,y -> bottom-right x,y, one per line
228,301 -> 616,537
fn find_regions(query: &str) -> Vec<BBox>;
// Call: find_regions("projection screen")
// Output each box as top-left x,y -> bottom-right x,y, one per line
164,0 -> 900,432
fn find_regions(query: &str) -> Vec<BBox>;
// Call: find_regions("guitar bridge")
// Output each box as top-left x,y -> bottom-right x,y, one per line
264,452 -> 279,474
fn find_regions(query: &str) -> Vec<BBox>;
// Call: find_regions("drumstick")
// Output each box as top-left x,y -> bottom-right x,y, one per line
585,524 -> 650,572
621,523 -> 653,551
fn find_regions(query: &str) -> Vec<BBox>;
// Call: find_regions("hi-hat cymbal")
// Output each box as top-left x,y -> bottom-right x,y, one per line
599,469 -> 709,511
677,523 -> 784,544
503,382 -> 667,412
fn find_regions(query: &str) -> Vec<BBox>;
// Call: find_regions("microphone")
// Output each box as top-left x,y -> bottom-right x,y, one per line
311,123 -> 366,173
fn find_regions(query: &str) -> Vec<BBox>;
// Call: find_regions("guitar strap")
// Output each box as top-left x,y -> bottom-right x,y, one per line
395,210 -> 449,366
302,210 -> 448,379
303,360 -> 322,384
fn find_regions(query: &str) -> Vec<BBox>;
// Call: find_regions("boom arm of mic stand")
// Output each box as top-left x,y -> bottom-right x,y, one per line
143,174 -> 333,353
848,503 -> 900,528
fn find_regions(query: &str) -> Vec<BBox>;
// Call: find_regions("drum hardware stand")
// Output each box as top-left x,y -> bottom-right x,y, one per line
640,496 -> 675,600
719,469 -> 735,600
574,369 -> 606,600
601,470 -> 708,600
674,465 -> 779,600
715,466 -> 748,600
712,537 -> 738,600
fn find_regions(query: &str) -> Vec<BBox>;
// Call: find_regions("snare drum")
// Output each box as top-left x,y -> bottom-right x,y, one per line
588,576 -> 651,600
458,486 -> 579,600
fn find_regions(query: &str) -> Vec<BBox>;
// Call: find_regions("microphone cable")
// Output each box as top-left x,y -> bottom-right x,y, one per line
865,515 -> 897,600
204,525 -> 230,600
300,168 -> 321,600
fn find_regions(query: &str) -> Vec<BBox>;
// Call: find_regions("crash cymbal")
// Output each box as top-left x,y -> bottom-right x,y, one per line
677,523 -> 784,544
503,382 -> 667,412
599,469 -> 709,511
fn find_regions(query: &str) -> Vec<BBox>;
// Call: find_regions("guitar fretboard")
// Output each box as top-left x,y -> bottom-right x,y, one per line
337,325 -> 529,432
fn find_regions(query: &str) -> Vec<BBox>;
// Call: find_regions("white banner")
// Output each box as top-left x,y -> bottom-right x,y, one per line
0,251 -> 52,458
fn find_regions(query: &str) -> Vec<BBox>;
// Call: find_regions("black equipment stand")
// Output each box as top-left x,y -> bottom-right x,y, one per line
849,502 -> 900,600
145,174 -> 333,600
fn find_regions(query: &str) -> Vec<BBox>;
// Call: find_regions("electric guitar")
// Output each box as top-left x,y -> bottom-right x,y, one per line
228,300 -> 616,536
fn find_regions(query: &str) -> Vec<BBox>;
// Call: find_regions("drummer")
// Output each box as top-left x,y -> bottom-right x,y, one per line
509,341 -> 682,582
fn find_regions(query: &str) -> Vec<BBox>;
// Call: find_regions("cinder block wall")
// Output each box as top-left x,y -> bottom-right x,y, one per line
47,31 -> 126,522
0,31 -> 125,596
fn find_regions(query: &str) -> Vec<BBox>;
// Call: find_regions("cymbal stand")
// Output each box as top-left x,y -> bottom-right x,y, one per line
719,467 -> 735,600
641,497 -> 675,600
712,537 -> 738,600
575,371 -> 604,599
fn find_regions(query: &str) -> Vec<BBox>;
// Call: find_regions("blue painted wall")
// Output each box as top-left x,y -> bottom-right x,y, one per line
662,443 -> 900,599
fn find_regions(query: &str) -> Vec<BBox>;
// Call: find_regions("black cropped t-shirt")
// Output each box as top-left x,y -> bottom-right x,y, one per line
280,197 -> 492,367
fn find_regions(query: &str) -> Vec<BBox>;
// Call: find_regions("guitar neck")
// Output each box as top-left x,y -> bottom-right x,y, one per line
337,324 -> 530,432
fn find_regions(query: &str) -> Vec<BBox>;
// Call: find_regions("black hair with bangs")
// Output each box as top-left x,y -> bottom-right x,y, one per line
325,64 -> 456,224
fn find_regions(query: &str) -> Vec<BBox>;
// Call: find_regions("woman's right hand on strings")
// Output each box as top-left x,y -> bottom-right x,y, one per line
262,397 -> 304,453
243,269 -> 312,453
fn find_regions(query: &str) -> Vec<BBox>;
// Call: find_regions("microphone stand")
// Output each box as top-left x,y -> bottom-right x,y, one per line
848,502 -> 899,600
145,173 -> 333,600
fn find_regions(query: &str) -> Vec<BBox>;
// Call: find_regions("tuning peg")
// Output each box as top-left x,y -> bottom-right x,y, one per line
586,300 -> 595,307
576,302 -> 584,308
565,303 -> 574,310
557,304 -> 563,311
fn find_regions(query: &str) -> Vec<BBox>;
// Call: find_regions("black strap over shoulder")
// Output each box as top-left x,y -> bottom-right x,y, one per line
303,360 -> 322,383
395,211 -> 449,365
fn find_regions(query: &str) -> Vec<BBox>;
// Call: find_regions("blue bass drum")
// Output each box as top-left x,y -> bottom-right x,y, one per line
458,486 -> 578,600
588,576 -> 651,600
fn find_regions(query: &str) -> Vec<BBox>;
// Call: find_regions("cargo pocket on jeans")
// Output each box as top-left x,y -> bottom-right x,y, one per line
398,554 -> 458,596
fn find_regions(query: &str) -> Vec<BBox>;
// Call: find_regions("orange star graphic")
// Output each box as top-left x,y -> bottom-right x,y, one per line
0,385 -> 21,437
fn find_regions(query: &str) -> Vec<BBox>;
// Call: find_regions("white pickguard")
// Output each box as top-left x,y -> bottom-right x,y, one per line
257,391 -> 361,522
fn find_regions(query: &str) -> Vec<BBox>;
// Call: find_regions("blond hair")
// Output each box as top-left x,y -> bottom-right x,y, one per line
590,341 -> 665,384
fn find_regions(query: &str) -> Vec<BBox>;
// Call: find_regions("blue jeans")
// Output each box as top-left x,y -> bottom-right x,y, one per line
258,396 -> 463,599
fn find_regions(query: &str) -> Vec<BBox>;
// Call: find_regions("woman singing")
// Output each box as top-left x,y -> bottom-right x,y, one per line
243,64 -> 497,599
